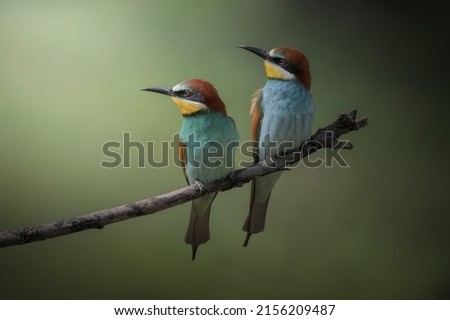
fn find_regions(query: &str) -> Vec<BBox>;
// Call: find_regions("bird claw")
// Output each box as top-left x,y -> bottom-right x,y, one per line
263,155 -> 277,168
193,180 -> 206,193
229,171 -> 245,187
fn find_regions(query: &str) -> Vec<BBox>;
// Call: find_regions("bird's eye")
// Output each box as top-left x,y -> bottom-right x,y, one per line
180,90 -> 191,97
272,57 -> 288,66
278,58 -> 287,66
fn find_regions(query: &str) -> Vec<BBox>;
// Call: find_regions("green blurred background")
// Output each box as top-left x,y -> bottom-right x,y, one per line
0,0 -> 448,299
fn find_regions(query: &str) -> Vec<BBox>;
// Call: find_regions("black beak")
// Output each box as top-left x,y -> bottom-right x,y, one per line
140,86 -> 174,96
237,45 -> 271,60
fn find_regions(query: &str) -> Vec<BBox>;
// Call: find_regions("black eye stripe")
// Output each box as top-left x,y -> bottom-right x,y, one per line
271,56 -> 299,76
272,57 -> 287,65
175,90 -> 192,97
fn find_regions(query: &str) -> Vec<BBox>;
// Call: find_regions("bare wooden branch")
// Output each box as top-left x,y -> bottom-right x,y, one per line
0,110 -> 367,248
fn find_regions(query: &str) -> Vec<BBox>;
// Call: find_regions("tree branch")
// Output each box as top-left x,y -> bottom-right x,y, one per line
0,110 -> 367,248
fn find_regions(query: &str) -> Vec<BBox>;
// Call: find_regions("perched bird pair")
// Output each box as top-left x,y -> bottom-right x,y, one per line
141,45 -> 315,260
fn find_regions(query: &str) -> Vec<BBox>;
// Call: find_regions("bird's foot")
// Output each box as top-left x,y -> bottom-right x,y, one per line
193,180 -> 206,193
263,155 -> 278,168
229,170 -> 245,187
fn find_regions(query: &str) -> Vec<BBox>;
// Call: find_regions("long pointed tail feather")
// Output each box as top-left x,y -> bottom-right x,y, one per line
242,179 -> 272,246
185,193 -> 217,260
243,232 -> 252,247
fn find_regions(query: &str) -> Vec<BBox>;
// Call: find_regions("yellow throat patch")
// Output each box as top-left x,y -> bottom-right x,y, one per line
264,60 -> 294,80
171,97 -> 205,115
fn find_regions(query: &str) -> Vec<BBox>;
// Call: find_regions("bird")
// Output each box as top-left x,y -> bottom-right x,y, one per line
237,45 -> 315,246
141,79 -> 239,260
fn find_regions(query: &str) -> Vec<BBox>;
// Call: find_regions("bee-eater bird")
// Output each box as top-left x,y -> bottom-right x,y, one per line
237,45 -> 315,246
141,79 -> 239,260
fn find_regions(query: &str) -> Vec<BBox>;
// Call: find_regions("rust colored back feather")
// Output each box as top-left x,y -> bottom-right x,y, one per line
250,89 -> 262,163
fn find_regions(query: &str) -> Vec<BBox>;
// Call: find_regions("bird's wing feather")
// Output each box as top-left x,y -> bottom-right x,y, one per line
178,140 -> 189,185
243,89 -> 268,245
250,89 -> 263,164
